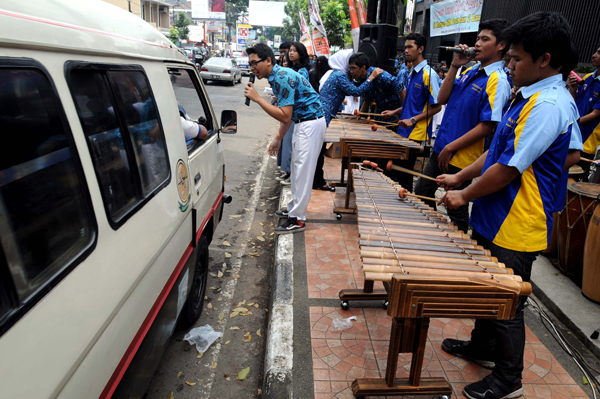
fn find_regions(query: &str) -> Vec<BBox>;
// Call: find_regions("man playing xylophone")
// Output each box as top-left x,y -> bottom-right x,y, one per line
414,19 -> 512,233
245,43 -> 326,234
437,12 -> 579,399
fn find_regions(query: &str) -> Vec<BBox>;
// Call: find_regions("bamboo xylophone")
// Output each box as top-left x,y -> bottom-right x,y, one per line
325,118 -> 425,216
339,169 -> 532,397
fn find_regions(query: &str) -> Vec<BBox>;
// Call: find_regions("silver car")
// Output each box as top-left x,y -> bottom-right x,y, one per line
200,57 -> 242,85
236,56 -> 251,76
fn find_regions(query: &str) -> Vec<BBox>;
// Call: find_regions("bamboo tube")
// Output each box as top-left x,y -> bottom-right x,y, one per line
362,265 -> 517,280
360,247 -> 497,263
361,256 -> 505,270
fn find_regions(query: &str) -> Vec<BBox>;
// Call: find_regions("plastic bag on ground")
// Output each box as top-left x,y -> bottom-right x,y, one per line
331,316 -> 357,332
184,324 -> 223,353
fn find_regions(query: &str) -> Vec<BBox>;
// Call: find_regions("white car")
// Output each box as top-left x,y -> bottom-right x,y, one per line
200,57 -> 242,85
236,56 -> 251,75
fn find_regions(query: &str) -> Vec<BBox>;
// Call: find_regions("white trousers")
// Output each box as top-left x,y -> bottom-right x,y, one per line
287,117 -> 326,221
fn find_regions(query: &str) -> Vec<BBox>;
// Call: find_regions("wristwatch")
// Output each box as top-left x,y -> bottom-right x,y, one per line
410,117 -> 417,125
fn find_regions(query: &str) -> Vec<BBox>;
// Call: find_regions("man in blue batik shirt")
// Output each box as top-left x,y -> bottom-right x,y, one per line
245,44 -> 326,234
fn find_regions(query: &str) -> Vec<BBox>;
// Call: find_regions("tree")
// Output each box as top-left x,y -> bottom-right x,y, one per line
174,12 -> 190,41
282,0 -> 308,42
321,0 -> 350,48
259,35 -> 267,43
168,28 -> 180,45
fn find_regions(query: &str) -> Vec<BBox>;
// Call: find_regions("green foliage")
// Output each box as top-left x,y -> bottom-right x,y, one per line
575,65 -> 595,74
174,12 -> 190,41
282,0 -> 308,42
168,28 -> 179,45
259,35 -> 267,43
321,0 -> 350,48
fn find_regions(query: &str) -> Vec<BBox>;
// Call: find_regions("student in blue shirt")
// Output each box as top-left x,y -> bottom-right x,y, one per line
437,13 -> 578,399
382,33 -> 441,190
288,42 -> 311,80
413,19 -> 512,233
245,44 -> 326,234
568,44 -> 600,180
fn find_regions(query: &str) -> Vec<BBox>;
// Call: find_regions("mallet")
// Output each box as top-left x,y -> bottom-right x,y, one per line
353,110 -> 383,117
385,160 -> 437,182
362,160 -> 383,172
398,188 -> 438,202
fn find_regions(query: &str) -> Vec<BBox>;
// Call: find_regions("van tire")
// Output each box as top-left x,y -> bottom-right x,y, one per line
203,79 -> 208,84
180,235 -> 209,328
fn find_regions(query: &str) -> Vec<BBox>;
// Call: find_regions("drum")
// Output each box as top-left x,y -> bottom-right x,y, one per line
557,183 -> 600,284
543,212 -> 559,254
568,165 -> 585,184
582,204 -> 600,303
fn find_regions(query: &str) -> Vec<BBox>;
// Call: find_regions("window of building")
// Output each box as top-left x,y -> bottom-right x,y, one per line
168,66 -> 213,150
67,64 -> 170,227
0,61 -> 96,333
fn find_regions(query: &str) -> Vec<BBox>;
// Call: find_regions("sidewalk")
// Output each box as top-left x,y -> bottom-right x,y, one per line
264,156 -> 597,399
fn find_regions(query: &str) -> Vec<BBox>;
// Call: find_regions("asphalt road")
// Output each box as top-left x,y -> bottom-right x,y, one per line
145,76 -> 280,399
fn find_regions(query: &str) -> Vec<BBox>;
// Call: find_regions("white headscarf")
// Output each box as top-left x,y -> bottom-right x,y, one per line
319,49 -> 354,92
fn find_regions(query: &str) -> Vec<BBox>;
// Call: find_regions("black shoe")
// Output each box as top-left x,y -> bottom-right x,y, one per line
313,184 -> 335,192
275,209 -> 289,219
275,217 -> 306,234
441,338 -> 495,369
463,375 -> 523,399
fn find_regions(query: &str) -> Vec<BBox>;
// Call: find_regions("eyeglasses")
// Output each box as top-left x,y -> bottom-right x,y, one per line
249,59 -> 266,68
348,66 -> 360,71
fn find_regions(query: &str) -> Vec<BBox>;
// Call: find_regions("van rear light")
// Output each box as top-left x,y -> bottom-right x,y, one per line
201,68 -> 208,72
223,70 -> 231,74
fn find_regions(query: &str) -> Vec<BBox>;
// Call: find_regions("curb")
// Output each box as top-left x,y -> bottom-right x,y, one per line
263,187 -> 294,399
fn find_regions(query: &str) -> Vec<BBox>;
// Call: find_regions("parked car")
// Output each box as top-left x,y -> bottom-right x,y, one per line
236,56 -> 251,76
200,57 -> 242,85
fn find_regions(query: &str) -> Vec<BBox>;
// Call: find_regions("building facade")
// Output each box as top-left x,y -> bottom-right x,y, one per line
103,0 -> 171,35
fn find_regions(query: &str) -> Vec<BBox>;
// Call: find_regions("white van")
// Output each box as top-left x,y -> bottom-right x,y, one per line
0,1 -> 235,398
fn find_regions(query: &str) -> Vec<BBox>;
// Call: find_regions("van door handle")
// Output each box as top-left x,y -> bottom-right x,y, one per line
194,173 -> 201,184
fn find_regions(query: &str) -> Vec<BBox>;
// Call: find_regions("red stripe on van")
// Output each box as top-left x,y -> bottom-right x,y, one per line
99,191 -> 224,399
0,10 -> 175,50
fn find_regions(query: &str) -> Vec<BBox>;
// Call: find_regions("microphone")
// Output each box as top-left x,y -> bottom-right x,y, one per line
440,46 -> 475,57
245,74 -> 255,106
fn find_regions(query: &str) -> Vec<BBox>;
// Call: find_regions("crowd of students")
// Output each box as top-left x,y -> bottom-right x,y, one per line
244,12 -> 600,398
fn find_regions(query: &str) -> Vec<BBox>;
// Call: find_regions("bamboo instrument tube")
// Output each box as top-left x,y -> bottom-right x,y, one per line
362,265 -> 517,280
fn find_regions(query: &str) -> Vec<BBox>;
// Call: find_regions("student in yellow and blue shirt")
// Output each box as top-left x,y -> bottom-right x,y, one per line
568,44 -> 600,180
436,13 -> 578,399
381,33 -> 441,191
413,19 -> 512,233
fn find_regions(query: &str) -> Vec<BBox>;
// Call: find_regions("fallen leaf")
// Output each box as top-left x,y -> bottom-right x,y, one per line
244,208 -> 250,211
177,371 -> 183,378
211,363 -> 217,369
167,393 -> 175,399
222,241 -> 231,246
185,381 -> 196,386
256,329 -> 262,337
229,215 -> 242,218
258,388 -> 262,395
218,312 -> 224,320
232,274 -> 241,279
254,303 -> 259,308
247,302 -> 254,306
225,340 -> 230,345
225,252 -> 232,258
233,307 -> 248,313
238,367 -> 250,380
209,286 -> 216,290
226,376 -> 231,381
197,352 -> 203,358
244,333 -> 252,342
207,303 -> 213,309
230,326 -> 240,330
218,297 -> 223,302
222,263 -> 227,269
260,222 -> 264,226
217,271 -> 223,278
256,236 -> 265,242
583,376 -> 589,385
230,311 -> 239,318
209,273 -> 217,277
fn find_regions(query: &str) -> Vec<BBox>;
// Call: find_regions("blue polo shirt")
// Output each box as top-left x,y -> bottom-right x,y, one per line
576,70 -> 600,154
363,67 -> 405,115
433,61 -> 511,170
470,74 -> 577,252
268,64 -> 323,122
397,60 -> 440,141
553,120 -> 583,213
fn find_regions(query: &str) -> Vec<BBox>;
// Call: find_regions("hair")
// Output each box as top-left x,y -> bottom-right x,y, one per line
279,41 -> 292,50
406,33 -> 427,52
502,12 -> 572,70
479,18 -> 511,56
246,43 -> 275,65
349,52 -> 370,69
313,56 -> 331,80
280,51 -> 291,68
290,42 -> 310,72
561,42 -> 580,81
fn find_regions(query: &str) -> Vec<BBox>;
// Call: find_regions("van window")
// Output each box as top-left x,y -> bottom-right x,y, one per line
168,67 -> 213,145
0,64 -> 96,330
67,65 -> 170,226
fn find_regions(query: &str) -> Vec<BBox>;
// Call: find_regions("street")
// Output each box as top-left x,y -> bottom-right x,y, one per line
145,76 -> 279,399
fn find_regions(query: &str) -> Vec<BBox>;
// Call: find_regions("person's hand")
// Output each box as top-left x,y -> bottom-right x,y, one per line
369,68 -> 384,81
438,190 -> 467,209
437,144 -> 455,172
451,44 -> 473,67
381,109 -> 397,119
436,173 -> 462,190
244,82 -> 260,103
268,138 -> 281,156
399,118 -> 413,128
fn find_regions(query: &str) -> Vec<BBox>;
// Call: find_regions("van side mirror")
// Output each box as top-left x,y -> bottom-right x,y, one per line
220,110 -> 237,134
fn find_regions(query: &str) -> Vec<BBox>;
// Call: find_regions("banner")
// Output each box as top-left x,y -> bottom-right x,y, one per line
312,28 -> 330,56
299,10 -> 310,37
347,0 -> 367,52
299,11 -> 315,55
430,0 -> 483,37
191,0 -> 225,20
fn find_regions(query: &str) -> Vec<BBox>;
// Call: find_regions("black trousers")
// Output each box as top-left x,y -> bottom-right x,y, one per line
313,143 -> 328,188
413,151 -> 472,233
385,152 -> 419,192
469,230 -> 539,386
578,151 -> 595,183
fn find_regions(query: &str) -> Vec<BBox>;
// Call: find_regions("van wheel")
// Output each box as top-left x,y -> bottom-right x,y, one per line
203,79 -> 209,84
237,75 -> 242,83
180,235 -> 209,328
